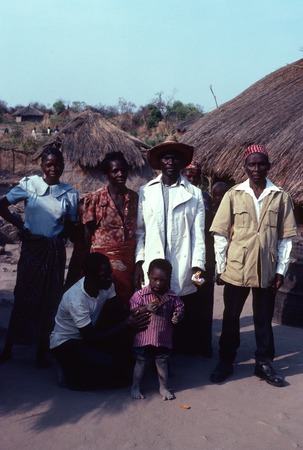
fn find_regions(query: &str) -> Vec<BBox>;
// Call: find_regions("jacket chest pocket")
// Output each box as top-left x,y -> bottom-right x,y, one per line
233,206 -> 251,228
264,207 -> 279,227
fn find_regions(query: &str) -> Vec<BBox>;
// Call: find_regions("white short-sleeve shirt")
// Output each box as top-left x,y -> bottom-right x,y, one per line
49,278 -> 116,349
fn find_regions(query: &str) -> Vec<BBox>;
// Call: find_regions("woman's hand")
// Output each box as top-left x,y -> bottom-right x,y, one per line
0,198 -> 24,231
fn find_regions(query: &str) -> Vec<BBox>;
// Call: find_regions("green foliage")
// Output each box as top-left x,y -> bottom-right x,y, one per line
136,104 -> 163,129
0,100 -> 8,114
11,125 -> 24,140
117,97 -> 136,114
71,101 -> 86,112
30,101 -> 48,113
21,137 -> 38,153
53,100 -> 66,115
144,133 -> 167,147
166,101 -> 204,122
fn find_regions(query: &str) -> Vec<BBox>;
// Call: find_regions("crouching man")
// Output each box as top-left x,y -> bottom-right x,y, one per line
50,252 -> 150,390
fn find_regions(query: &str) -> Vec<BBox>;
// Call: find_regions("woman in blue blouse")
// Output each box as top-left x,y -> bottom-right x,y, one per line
0,148 -> 79,368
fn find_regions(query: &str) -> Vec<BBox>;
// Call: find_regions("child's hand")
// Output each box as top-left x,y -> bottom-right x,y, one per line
146,299 -> 160,313
172,311 -> 184,324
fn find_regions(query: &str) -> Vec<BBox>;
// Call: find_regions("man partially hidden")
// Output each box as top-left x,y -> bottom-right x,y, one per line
134,135 -> 206,354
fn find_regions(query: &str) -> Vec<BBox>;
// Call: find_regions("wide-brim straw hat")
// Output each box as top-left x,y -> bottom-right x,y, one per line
147,135 -> 194,170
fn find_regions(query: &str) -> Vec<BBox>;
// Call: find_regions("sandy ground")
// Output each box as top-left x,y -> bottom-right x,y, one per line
0,245 -> 303,450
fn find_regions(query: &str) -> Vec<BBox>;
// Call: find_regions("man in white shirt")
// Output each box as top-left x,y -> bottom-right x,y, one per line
210,144 -> 297,386
50,252 -> 150,390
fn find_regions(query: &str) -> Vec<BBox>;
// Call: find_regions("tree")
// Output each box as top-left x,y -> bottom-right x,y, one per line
0,100 -> 8,114
93,103 -> 119,118
166,100 -> 203,122
71,101 -> 87,112
117,97 -> 136,115
135,104 -> 163,129
52,100 -> 66,115
30,101 -> 48,113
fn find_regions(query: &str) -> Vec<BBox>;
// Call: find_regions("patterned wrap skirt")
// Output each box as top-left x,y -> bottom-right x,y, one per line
6,233 -> 66,348
92,239 -> 136,309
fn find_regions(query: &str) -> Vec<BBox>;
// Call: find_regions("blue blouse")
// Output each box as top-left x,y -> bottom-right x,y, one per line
7,175 -> 79,237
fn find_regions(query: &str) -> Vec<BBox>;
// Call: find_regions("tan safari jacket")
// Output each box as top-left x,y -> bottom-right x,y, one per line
210,185 -> 297,288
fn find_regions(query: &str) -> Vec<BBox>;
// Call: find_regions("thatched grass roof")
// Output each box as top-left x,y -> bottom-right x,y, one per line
12,106 -> 44,117
34,110 -> 149,168
179,58 -> 303,206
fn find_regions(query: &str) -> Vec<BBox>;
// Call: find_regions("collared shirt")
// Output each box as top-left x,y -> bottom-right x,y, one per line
161,177 -> 181,258
7,175 -> 79,237
82,185 -> 138,247
130,285 -> 184,349
214,178 -> 293,276
49,278 -> 116,349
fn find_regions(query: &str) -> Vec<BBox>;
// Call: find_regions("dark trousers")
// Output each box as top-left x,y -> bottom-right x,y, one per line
173,288 -> 213,355
219,283 -> 275,364
52,298 -> 134,390
52,339 -> 115,390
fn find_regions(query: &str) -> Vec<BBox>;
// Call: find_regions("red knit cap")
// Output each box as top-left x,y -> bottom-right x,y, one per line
243,144 -> 268,160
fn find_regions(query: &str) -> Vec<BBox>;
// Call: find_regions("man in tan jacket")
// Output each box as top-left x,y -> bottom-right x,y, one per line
210,144 -> 297,387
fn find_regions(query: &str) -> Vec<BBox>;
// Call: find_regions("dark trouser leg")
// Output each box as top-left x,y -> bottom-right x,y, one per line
252,287 -> 275,363
173,291 -> 200,354
195,282 -> 214,356
219,283 -> 250,363
52,339 -> 116,390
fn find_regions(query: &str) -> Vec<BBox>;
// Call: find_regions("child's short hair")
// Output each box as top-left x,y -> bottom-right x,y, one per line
148,259 -> 172,279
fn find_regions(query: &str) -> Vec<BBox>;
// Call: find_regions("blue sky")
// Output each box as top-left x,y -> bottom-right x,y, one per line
1,0 -> 302,112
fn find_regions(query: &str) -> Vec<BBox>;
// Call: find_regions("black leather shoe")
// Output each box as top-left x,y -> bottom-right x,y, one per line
254,363 -> 285,387
210,361 -> 233,383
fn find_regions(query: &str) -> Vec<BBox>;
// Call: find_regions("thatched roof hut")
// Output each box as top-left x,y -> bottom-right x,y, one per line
34,110 -> 152,194
179,58 -> 303,211
12,106 -> 44,123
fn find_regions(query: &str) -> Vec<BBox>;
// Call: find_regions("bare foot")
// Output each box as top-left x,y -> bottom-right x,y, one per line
160,388 -> 175,401
130,385 -> 145,399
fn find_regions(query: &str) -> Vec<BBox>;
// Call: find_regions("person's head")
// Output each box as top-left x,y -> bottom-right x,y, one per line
83,252 -> 113,292
243,144 -> 270,184
181,161 -> 202,186
147,136 -> 194,182
100,152 -> 129,188
147,259 -> 172,295
211,182 -> 229,210
40,147 -> 64,185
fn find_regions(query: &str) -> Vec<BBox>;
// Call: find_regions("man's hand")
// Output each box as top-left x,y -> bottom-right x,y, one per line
126,310 -> 151,332
134,261 -> 144,290
191,267 -> 206,277
191,267 -> 206,286
215,274 -> 225,286
272,274 -> 284,292
171,311 -> 184,324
